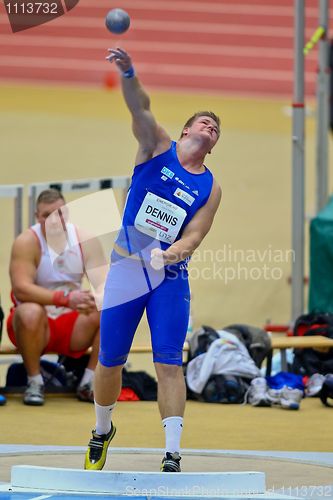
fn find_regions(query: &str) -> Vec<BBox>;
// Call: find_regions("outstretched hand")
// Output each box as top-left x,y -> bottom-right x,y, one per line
106,47 -> 132,73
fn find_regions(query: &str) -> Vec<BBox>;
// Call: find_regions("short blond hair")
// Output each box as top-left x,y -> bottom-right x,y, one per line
180,111 -> 221,138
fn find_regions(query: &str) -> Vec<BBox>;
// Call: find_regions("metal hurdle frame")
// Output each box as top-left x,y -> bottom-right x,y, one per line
0,184 -> 23,237
28,176 -> 131,226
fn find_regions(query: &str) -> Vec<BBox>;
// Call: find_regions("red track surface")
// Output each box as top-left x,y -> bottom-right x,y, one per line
0,0 -> 330,96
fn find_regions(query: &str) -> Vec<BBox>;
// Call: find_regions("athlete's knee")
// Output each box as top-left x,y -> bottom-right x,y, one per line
14,303 -> 46,331
154,361 -> 183,381
96,360 -> 123,376
98,349 -> 128,367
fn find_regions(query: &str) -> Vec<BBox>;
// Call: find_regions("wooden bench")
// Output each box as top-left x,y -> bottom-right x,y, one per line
0,344 -> 190,356
1,336 -> 333,375
266,335 -> 333,373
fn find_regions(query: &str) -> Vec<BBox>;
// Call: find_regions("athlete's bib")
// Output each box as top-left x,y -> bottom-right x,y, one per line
134,192 -> 187,244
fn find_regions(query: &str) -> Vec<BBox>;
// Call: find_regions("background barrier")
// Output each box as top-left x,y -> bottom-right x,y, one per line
28,176 -> 131,226
0,176 -> 130,235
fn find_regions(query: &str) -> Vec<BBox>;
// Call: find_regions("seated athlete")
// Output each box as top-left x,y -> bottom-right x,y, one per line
7,188 -> 104,405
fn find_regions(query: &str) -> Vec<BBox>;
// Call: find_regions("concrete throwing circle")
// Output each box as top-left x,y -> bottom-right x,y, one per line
0,448 -> 333,494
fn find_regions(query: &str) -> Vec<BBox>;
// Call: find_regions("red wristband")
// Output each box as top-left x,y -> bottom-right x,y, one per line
52,291 -> 70,307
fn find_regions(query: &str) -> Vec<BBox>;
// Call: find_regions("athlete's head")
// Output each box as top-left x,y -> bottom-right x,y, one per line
180,111 -> 221,151
35,189 -> 67,238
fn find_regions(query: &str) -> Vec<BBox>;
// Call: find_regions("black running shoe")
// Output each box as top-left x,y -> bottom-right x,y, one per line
160,451 -> 181,472
84,424 -> 116,470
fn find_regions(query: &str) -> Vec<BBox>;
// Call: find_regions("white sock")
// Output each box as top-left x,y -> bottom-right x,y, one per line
95,401 -> 116,436
27,374 -> 44,386
162,416 -> 183,454
79,368 -> 94,387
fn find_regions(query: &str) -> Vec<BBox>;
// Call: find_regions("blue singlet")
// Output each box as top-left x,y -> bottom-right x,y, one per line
99,141 -> 214,367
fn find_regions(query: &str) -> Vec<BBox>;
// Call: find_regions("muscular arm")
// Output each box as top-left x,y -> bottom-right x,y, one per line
152,180 -> 222,267
9,230 -> 55,305
107,48 -> 170,164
